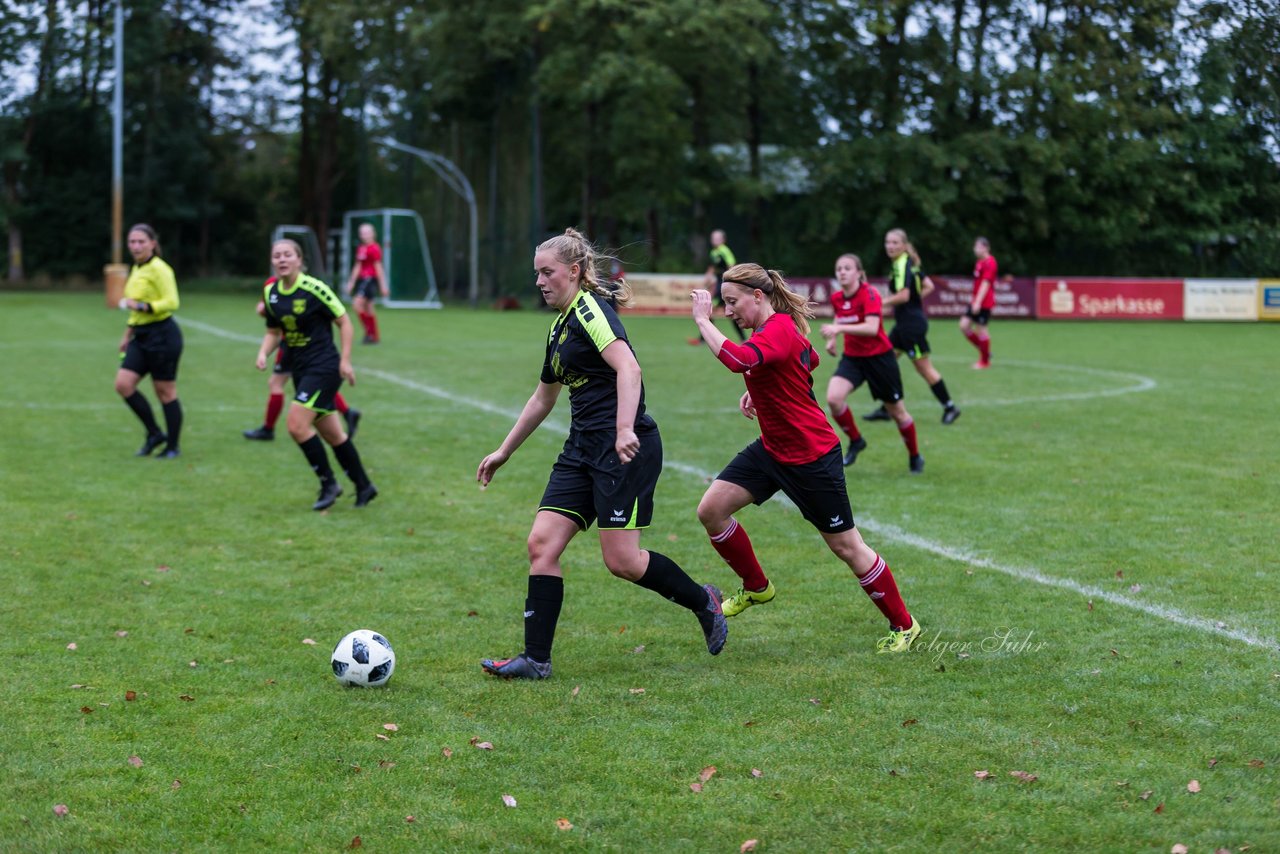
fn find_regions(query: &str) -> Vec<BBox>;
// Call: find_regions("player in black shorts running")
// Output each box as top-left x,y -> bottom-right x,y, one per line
477,228 -> 727,680
865,228 -> 960,425
256,239 -> 377,510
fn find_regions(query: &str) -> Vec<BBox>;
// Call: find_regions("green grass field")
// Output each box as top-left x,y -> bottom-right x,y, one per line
2,291 -> 1276,852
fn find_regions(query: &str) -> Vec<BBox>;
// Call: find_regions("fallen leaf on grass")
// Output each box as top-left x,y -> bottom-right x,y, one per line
572,685 -> 580,698
1129,584 -> 1142,593
741,841 -> 759,852
141,580 -> 151,587
1087,600 -> 1094,611
1115,570 -> 1123,579
629,688 -> 645,695
383,723 -> 399,732
53,804 -> 69,817
466,610 -> 478,617
188,661 -> 198,668
441,748 -> 453,759
125,691 -> 137,701
1208,758 -> 1218,768
501,794 -> 517,808
743,720 -> 757,727
171,780 -> 181,790
699,766 -> 717,783
1186,779 -> 1200,793
556,818 -> 573,831
808,698 -> 821,706
378,760 -> 396,769
183,628 -> 194,634
66,643 -> 77,651
957,652 -> 971,660
1009,771 -> 1038,783
375,734 -> 390,741
405,816 -> 415,823
901,718 -> 918,727
1114,781 -> 1129,788
472,740 -> 494,750
157,565 -> 171,572
179,695 -> 194,702
618,625 -> 626,634
1139,790 -> 1153,800
115,630 -> 128,638
751,768 -> 763,778
632,645 -> 645,654
689,783 -> 703,793
1247,759 -> 1264,768
128,755 -> 143,768
301,638 -> 316,645
974,770 -> 992,781
349,837 -> 362,849
1171,845 -> 1188,854
1154,802 -> 1164,814
80,706 -> 93,714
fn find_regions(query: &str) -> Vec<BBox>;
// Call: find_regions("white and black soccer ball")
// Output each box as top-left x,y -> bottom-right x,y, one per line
331,629 -> 396,687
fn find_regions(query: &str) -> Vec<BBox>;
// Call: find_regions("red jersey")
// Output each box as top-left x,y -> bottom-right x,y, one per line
356,242 -> 383,279
715,313 -> 839,465
831,284 -> 892,358
973,255 -> 997,309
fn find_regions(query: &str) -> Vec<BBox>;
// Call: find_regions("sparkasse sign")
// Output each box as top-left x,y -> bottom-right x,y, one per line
1035,278 -> 1183,320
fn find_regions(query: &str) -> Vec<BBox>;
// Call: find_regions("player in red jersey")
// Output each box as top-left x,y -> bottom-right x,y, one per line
821,254 -> 924,474
344,223 -> 389,344
243,278 -> 361,441
960,236 -> 996,368
689,263 -> 922,653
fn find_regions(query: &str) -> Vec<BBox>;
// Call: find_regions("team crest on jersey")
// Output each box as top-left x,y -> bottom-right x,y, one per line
292,298 -> 307,314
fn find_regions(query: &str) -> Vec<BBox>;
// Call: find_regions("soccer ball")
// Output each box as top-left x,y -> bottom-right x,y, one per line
330,629 -> 396,687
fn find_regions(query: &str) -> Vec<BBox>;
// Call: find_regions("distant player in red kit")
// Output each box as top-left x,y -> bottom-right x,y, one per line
821,254 -> 924,474
690,263 -> 922,652
960,236 -> 996,368
345,223 -> 389,344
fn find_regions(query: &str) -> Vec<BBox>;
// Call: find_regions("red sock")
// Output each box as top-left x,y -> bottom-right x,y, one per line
357,311 -> 373,337
859,554 -> 912,630
368,313 -> 381,342
334,392 -> 349,414
709,518 -> 769,591
978,334 -> 991,363
832,406 -> 861,441
264,392 -> 285,429
964,330 -> 982,351
898,418 -> 919,456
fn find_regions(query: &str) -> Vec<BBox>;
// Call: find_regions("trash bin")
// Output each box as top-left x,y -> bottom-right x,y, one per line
104,263 -> 128,309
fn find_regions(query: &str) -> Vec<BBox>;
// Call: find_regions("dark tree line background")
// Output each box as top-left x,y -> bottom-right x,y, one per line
3,0 -> 1278,297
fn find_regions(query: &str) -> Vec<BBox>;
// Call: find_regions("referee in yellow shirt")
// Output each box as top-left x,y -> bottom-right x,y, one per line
114,223 -> 184,458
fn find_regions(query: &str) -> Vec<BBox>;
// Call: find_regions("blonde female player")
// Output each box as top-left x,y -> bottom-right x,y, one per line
821,253 -> 924,474
690,263 -> 921,652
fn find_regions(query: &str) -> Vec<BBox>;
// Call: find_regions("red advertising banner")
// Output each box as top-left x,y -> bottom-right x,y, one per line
790,276 -> 1035,319
1035,278 -> 1183,320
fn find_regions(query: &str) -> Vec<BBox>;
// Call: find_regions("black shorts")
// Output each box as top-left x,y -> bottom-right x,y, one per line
717,439 -> 855,534
539,427 -> 663,531
273,346 -> 293,375
352,277 -> 381,301
834,352 -> 904,404
122,318 -> 183,381
965,307 -> 992,325
292,369 -> 341,415
889,325 -> 930,360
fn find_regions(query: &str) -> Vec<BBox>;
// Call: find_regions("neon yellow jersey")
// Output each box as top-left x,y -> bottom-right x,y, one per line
124,256 -> 179,325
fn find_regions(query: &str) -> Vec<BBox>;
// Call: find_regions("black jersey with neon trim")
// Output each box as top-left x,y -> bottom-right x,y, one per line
540,290 -> 655,434
263,274 -> 346,374
888,253 -> 928,331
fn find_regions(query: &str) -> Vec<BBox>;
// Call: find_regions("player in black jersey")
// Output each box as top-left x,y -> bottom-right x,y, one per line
476,228 -> 727,679
864,228 -> 960,425
255,240 -> 377,510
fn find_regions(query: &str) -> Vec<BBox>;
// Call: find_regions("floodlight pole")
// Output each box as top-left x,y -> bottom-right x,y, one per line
376,137 -> 478,307
112,0 -> 123,265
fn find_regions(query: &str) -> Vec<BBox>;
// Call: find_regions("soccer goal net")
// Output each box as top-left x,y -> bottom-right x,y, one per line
341,209 -> 442,308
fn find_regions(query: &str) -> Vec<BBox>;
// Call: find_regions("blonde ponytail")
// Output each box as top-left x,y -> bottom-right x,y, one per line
536,228 -> 632,308
722,263 -> 815,336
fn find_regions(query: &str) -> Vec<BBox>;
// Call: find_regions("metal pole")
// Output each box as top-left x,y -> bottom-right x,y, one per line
111,0 -> 123,265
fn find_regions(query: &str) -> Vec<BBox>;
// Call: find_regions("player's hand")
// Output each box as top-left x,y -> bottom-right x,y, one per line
255,301 -> 267,318
821,323 -> 837,338
614,426 -> 639,465
340,359 -> 356,387
691,289 -> 714,322
477,450 -> 509,487
255,353 -> 268,371
739,391 -> 757,421
825,338 -> 837,356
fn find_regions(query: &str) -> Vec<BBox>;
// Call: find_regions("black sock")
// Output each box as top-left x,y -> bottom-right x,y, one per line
161,399 -> 183,450
633,550 -> 710,612
297,435 -> 334,481
331,439 -> 371,489
124,392 -> 161,435
930,379 -> 954,409
523,574 -> 564,663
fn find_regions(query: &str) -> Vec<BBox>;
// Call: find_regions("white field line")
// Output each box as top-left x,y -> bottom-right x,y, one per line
182,317 -> 1275,654
933,356 -> 1158,406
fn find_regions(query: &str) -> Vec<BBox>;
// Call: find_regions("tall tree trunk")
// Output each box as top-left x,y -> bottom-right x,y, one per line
689,77 -> 710,264
747,61 -> 763,255
487,108 -> 500,298
968,0 -> 991,123
7,0 -> 60,282
582,100 -> 598,238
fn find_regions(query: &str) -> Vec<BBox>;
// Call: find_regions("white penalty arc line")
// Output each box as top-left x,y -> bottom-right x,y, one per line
931,356 -> 1158,406
182,317 -> 1276,654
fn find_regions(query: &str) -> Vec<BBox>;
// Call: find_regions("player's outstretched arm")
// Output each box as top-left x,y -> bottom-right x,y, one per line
690,289 -> 729,355
477,382 -> 562,487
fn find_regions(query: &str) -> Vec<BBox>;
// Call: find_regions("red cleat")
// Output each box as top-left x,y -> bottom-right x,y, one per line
972,361 -> 991,370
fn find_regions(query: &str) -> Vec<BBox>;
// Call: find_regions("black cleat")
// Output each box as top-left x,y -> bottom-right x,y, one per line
136,432 -> 167,456
313,479 -> 343,511
942,406 -> 961,425
482,653 -> 551,679
243,426 -> 274,441
696,584 -> 729,655
909,455 -> 925,475
156,448 -> 180,460
863,405 -> 891,422
343,408 -> 362,440
354,483 -> 379,507
843,436 -> 868,466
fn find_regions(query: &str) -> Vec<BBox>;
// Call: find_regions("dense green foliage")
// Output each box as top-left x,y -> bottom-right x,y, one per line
2,292 -> 1278,850
2,0 -> 1279,290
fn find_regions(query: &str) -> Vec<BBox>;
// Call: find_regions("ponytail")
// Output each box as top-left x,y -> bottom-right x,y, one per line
887,228 -> 922,268
721,263 -> 814,336
536,228 -> 632,308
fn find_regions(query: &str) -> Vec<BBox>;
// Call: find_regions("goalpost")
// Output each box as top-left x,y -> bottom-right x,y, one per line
342,208 -> 443,309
